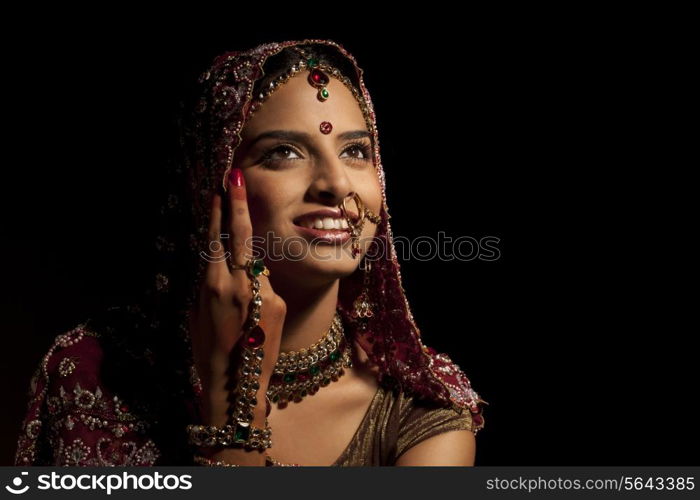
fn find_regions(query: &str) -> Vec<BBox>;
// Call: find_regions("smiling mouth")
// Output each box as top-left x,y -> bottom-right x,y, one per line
292,212 -> 359,231
295,216 -> 349,231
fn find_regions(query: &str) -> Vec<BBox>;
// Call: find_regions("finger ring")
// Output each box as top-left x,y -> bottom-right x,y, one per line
230,258 -> 270,278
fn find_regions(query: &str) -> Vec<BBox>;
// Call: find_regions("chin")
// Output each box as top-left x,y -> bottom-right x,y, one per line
299,248 -> 360,276
267,247 -> 361,286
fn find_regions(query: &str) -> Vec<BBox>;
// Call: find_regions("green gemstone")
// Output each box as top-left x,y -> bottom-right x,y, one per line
329,350 -> 340,361
234,424 -> 250,443
284,373 -> 296,383
309,364 -> 320,375
271,393 -> 279,403
320,88 -> 329,98
307,57 -> 318,68
252,259 -> 266,276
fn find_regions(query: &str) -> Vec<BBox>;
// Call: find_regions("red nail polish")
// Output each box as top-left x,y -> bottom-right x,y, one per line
229,168 -> 244,187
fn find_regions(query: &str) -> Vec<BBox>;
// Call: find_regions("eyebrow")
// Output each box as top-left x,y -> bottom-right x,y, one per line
249,129 -> 372,148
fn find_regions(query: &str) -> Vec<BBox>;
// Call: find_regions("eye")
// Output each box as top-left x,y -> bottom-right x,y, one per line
260,144 -> 304,168
340,141 -> 372,162
259,141 -> 373,169
264,145 -> 302,161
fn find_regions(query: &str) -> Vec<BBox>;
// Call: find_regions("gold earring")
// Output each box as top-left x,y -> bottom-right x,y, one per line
352,259 -> 374,330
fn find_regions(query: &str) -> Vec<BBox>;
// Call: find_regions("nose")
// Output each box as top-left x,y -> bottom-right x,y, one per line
307,154 -> 354,206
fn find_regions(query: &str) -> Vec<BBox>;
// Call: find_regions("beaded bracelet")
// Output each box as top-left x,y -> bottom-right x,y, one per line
187,258 -> 273,453
186,420 -> 272,451
185,342 -> 272,452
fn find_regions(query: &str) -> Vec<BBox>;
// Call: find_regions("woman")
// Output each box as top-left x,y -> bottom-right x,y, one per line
14,39 -> 485,466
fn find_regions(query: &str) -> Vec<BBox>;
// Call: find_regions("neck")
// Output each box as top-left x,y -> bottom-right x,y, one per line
271,277 -> 340,353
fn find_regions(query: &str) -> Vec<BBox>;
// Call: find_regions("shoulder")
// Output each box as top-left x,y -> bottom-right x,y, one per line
395,387 -> 476,433
20,323 -> 105,419
42,324 -> 105,381
390,387 -> 476,465
15,323 -> 162,466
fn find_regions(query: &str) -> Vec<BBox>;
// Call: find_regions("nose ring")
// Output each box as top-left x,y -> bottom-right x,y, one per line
339,193 -> 381,258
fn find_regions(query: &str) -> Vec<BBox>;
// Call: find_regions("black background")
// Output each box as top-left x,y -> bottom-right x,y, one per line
2,13 -> 694,466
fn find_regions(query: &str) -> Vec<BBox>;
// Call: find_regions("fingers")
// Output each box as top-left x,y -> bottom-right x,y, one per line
205,192 -> 229,279
227,167 -> 254,268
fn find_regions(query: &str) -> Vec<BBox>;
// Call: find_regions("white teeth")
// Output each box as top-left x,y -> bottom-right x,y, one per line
300,216 -> 349,230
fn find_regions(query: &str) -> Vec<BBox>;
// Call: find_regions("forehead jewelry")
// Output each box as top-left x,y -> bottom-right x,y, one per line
248,48 -> 374,135
320,121 -> 333,134
307,62 -> 330,101
295,47 -> 330,102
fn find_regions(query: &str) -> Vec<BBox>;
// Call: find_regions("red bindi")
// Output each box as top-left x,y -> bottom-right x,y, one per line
320,121 -> 333,134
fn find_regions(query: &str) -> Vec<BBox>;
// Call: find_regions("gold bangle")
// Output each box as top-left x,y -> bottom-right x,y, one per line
194,455 -> 241,467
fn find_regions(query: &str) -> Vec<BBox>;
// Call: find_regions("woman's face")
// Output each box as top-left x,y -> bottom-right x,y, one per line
231,72 -> 382,287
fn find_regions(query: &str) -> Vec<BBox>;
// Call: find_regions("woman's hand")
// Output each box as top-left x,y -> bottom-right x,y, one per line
189,167 -> 286,429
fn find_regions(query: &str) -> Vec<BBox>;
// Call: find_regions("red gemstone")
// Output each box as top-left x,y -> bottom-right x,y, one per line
297,372 -> 309,382
245,326 -> 266,348
320,121 -> 333,134
308,69 -> 329,86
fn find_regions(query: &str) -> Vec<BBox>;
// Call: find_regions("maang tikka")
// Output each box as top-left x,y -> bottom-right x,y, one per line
248,47 -> 375,137
293,46 -> 330,101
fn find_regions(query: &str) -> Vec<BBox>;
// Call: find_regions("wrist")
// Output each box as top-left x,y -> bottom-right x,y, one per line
191,410 -> 272,460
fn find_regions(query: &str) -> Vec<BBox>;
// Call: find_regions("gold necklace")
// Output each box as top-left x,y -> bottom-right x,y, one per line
266,311 -> 352,406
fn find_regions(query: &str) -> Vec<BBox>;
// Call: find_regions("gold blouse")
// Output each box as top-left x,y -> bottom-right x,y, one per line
270,383 -> 476,466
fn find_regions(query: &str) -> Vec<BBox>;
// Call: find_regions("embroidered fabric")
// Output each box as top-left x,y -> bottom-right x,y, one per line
15,326 -> 162,466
